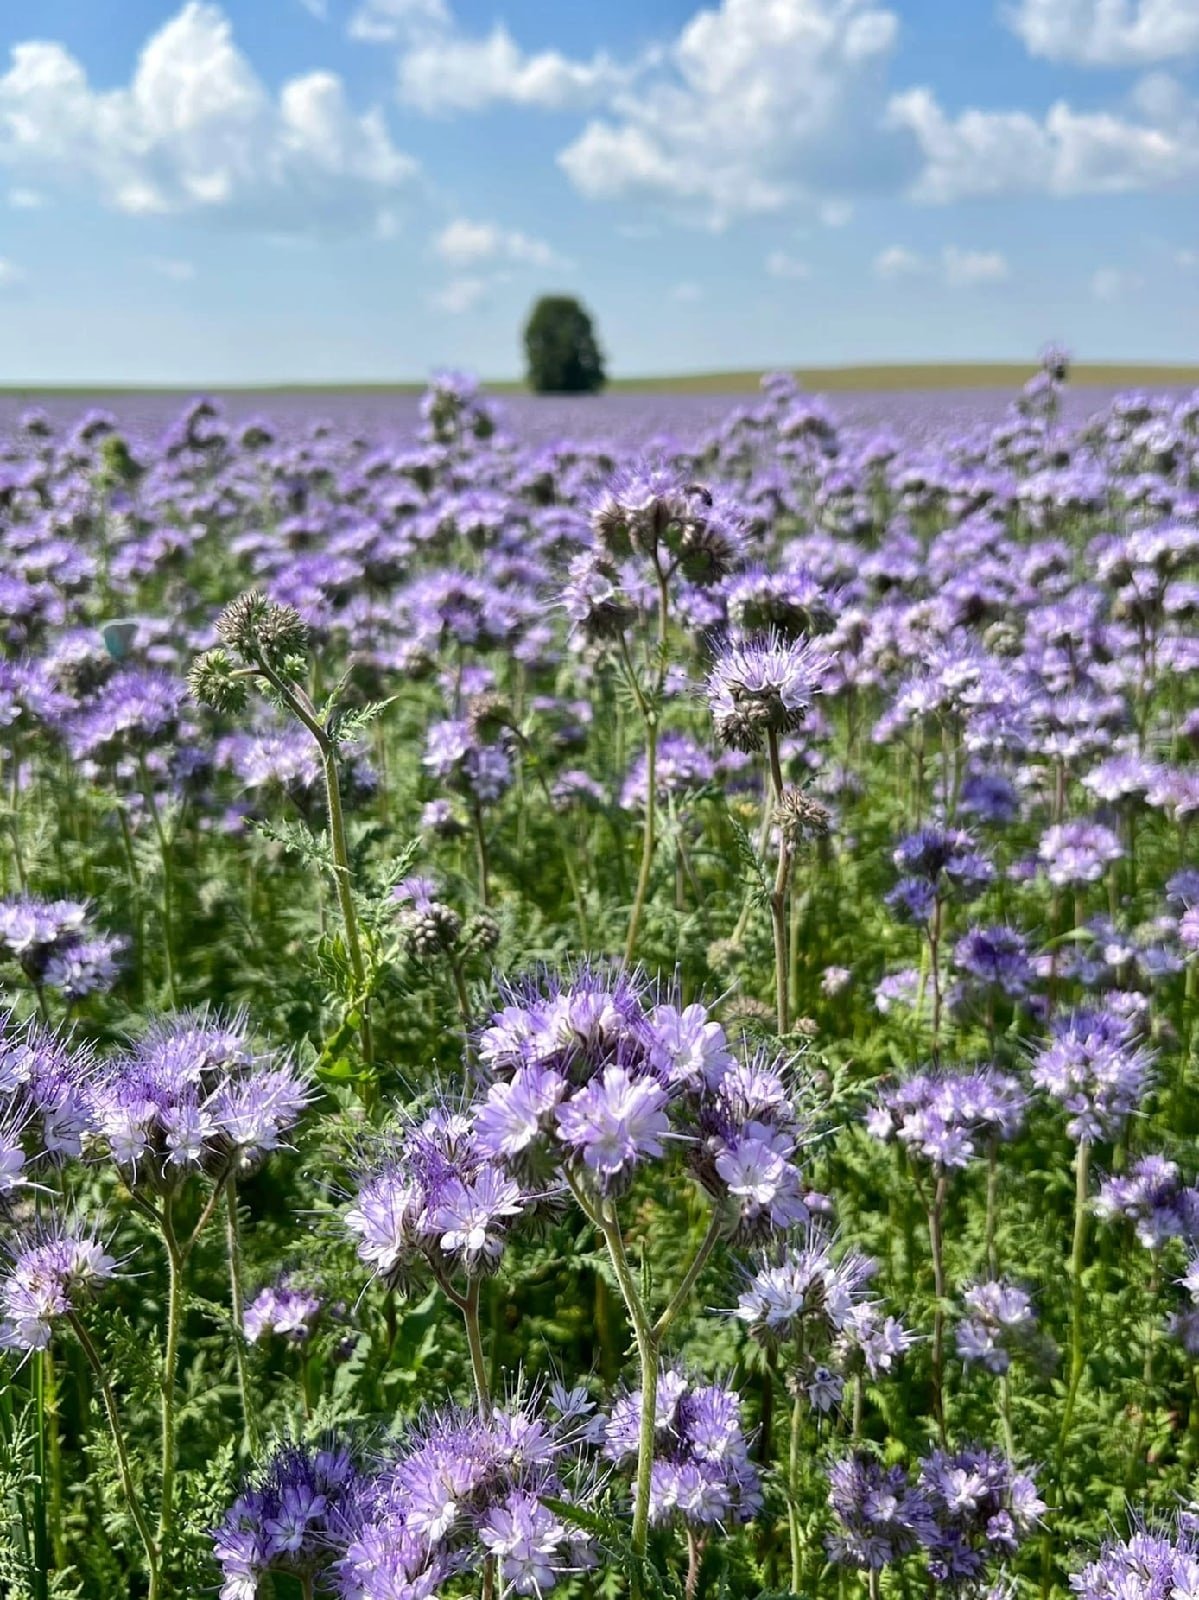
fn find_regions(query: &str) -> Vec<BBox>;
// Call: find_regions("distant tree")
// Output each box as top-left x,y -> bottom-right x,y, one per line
523,295 -> 606,394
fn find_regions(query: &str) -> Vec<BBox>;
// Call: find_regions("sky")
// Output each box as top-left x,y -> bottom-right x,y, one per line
0,0 -> 1196,383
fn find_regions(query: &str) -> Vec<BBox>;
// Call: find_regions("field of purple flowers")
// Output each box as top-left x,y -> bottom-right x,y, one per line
0,355 -> 1197,1600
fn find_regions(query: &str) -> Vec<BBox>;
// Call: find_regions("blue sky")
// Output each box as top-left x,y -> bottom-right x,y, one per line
0,0 -> 1196,382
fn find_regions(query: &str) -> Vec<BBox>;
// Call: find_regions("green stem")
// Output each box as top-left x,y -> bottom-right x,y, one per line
31,1347 -> 48,1600
224,1178 -> 258,1454
652,1210 -> 725,1342
928,1173 -> 948,1445
138,758 -> 178,1008
625,713 -> 657,965
765,730 -> 792,1036
68,1314 -> 161,1600
470,797 -> 491,908
788,1386 -> 806,1593
1055,1138 -> 1091,1479
462,1281 -> 495,1600
157,1201 -> 184,1555
463,1280 -> 491,1418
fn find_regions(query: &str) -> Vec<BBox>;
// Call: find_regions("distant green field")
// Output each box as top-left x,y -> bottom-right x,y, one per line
3,361 -> 1198,397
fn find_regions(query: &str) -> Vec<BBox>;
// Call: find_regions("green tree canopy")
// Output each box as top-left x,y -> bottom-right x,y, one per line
523,295 -> 606,394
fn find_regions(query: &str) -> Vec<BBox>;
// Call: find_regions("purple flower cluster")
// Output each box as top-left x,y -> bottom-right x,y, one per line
245,1276 -> 323,1344
88,1010 -> 309,1185
867,1066 -> 1027,1170
1070,1518 -> 1199,1600
1095,1155 -> 1199,1250
0,897 -> 123,999
474,965 -> 812,1234
602,1369 -> 761,1527
706,633 -> 830,753
918,1446 -> 1044,1586
0,1222 -> 116,1351
345,1102 -> 532,1288
334,1401 -> 591,1600
956,1280 -> 1037,1374
826,1447 -> 1042,1583
1030,1008 -> 1155,1141
214,1438 -> 359,1600
888,827 -> 995,924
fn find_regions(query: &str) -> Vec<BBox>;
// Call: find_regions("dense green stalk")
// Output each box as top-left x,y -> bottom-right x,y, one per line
765,729 -> 792,1036
158,1200 -> 184,1555
1055,1138 -> 1091,1475
68,1314 -> 161,1600
224,1178 -> 258,1454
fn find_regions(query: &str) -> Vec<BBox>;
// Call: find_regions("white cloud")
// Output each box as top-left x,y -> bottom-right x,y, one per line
398,24 -> 629,113
148,256 -> 196,280
872,244 -> 1009,283
298,0 -> 328,17
0,2 -> 417,235
942,245 -> 1009,285
0,257 -> 25,287
1006,0 -> 1199,66
431,274 -> 489,313
1092,264 -> 1144,298
820,198 -> 854,226
8,186 -> 42,208
873,244 -> 923,277
349,0 -> 448,42
670,280 -> 704,301
1177,246 -> 1199,266
434,217 -> 564,268
888,77 -> 1199,201
557,0 -> 902,226
765,249 -> 811,279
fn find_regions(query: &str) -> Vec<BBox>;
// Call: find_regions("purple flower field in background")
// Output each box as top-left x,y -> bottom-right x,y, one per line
1,381 -> 1189,450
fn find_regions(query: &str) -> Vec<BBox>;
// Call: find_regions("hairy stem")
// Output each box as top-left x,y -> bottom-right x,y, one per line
68,1314 -> 161,1600
225,1177 -> 258,1454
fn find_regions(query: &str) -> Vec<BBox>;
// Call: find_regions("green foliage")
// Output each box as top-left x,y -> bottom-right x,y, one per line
524,295 -> 607,394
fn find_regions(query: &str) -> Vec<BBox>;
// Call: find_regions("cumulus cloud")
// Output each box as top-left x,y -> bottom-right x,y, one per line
434,217 -> 565,268
557,0 -> 903,226
670,280 -> 704,301
1092,264 -> 1144,298
0,258 -> 25,287
430,274 -> 489,313
873,244 -> 923,277
349,0 -> 449,42
1006,0 -> 1199,66
942,245 -> 1009,285
888,76 -> 1199,201
0,2 -> 416,235
765,249 -> 811,278
872,244 -> 1009,283
398,26 -> 630,113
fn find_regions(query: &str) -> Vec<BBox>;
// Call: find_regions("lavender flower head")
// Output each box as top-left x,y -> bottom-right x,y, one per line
826,1452 -> 935,1571
602,1370 -> 762,1527
89,1010 -> 310,1187
214,1437 -> 359,1600
956,1281 -> 1037,1374
1094,1155 -> 1199,1249
1030,1008 -> 1154,1142
345,1101 -> 533,1290
918,1446 -> 1044,1587
0,1221 -> 117,1351
706,633 -> 831,752
1037,820 -> 1124,889
867,1066 -> 1027,1171
245,1276 -> 324,1344
333,1399 -> 591,1600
